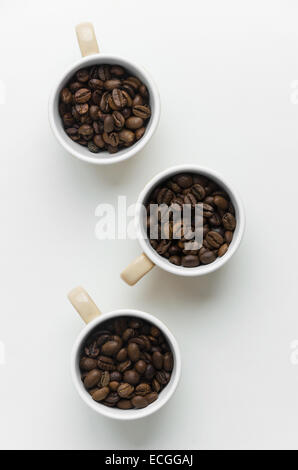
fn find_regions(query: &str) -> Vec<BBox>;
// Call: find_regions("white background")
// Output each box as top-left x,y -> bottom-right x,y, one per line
1,0 -> 298,450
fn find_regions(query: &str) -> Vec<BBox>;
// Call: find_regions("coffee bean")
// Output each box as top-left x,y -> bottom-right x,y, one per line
104,79 -> 121,90
145,392 -> 158,405
85,342 -> 99,358
225,231 -> 233,243
116,348 -> 127,362
206,231 -> 224,249
91,387 -> 109,402
99,371 -> 110,387
98,355 -> 116,371
117,399 -> 133,409
118,129 -> 135,145
144,364 -> 155,381
155,370 -> 169,385
132,105 -> 151,119
182,255 -> 200,267
191,183 -> 206,201
164,352 -> 173,372
214,195 -> 229,210
222,213 -> 236,230
84,369 -> 101,389
118,383 -> 134,398
125,116 -> 144,130
60,88 -> 72,104
135,383 -> 151,396
135,360 -> 147,375
76,69 -> 89,82
152,351 -> 164,370
88,141 -> 100,153
117,360 -> 132,373
109,381 -> 120,392
199,249 -> 216,265
173,174 -> 193,189
75,88 -> 91,104
80,357 -> 98,371
104,392 -> 120,405
131,396 -> 148,409
128,343 -> 140,362
123,370 -> 140,386
218,243 -> 229,257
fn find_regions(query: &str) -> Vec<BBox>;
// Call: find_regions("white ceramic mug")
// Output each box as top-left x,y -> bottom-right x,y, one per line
49,23 -> 160,165
68,286 -> 181,420
121,164 -> 245,285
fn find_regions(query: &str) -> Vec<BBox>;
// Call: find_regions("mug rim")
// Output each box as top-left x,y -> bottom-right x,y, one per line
135,164 -> 246,277
48,53 -> 161,165
71,309 -> 181,421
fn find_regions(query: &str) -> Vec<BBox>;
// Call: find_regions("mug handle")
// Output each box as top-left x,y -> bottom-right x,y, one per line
121,253 -> 155,286
75,22 -> 99,57
68,286 -> 102,324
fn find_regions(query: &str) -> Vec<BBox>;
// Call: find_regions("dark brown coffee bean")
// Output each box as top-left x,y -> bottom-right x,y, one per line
98,355 -> 116,371
99,371 -> 110,387
206,231 -> 224,249
93,134 -> 105,148
110,371 -> 122,382
91,386 -> 109,402
125,116 -> 144,130
155,370 -> 169,385
135,383 -> 151,396
191,183 -> 206,201
117,399 -> 132,409
152,351 -> 164,370
214,195 -> 229,210
89,105 -> 99,120
225,231 -> 233,243
169,254 -> 182,266
76,69 -> 89,82
84,369 -> 101,389
110,65 -> 125,76
132,105 -> 151,119
69,82 -> 83,93
75,88 -> 91,104
63,113 -> 74,127
173,174 -> 193,189
112,111 -> 125,129
123,370 -> 140,386
78,124 -> 93,138
135,127 -> 146,140
199,249 -> 216,265
117,360 -> 132,373
222,213 -> 236,230
88,141 -> 100,153
127,343 -> 140,362
122,328 -> 135,342
203,203 -> 214,218
145,392 -> 158,405
116,348 -> 127,362
104,79 -> 121,90
98,65 -> 110,81
118,383 -> 134,398
135,360 -> 147,375
60,88 -> 72,104
109,381 -> 120,392
80,357 -> 98,371
152,378 -> 161,393
104,392 -> 120,405
182,255 -> 200,267
164,352 -> 173,372
85,342 -> 100,358
118,129 -> 135,145
112,88 -> 127,108
131,395 -> 148,409
144,364 -> 155,381
88,78 -> 103,90
139,84 -> 148,97
104,115 -> 114,133
218,243 -> 229,257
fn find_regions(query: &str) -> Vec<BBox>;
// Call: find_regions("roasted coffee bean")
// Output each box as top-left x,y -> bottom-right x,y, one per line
75,88 -> 91,104
222,213 -> 236,230
110,371 -> 122,382
84,369 -> 101,389
99,371 -> 110,387
214,195 -> 229,210
80,357 -> 98,371
78,124 -> 93,138
104,392 -> 120,405
80,316 -> 173,410
218,243 -> 229,257
116,348 -> 128,362
109,381 -> 120,392
117,399 -> 133,409
101,340 -> 120,357
98,355 -> 116,371
59,64 -> 151,155
182,255 -> 200,267
127,343 -> 140,362
191,183 -> 206,201
164,352 -> 173,372
152,351 -> 164,370
60,88 -> 72,104
123,370 -> 140,385
173,174 -> 193,189
118,383 -> 134,398
131,396 -> 148,409
199,249 -> 216,265
206,231 -> 224,249
146,392 -> 158,405
135,383 -> 151,396
225,231 -> 233,243
135,360 -> 147,375
91,387 -> 109,402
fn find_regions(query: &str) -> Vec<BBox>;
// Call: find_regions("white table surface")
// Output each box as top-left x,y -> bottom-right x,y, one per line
1,0 -> 298,450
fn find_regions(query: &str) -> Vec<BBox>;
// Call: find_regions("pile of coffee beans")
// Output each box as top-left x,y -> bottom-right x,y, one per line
146,173 -> 236,267
80,316 -> 173,410
59,64 -> 151,154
